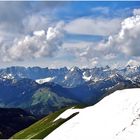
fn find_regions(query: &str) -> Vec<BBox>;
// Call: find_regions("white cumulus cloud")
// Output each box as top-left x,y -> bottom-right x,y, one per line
62,9 -> 140,67
2,22 -> 64,62
100,10 -> 140,58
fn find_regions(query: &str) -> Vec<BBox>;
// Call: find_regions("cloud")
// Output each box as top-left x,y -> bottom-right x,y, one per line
0,2 -> 140,68
126,59 -> 140,67
104,53 -> 116,60
94,10 -> 140,66
0,1 -> 64,38
107,12 -> 140,57
0,2 -> 67,63
2,22 -> 64,62
22,14 -> 50,34
61,9 -> 140,68
33,30 -> 45,36
64,17 -> 121,36
133,9 -> 140,15
0,2 -> 30,35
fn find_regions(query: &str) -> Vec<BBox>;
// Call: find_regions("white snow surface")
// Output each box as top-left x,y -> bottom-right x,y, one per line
2,74 -> 14,79
82,72 -> 92,81
44,88 -> 140,140
35,77 -> 55,84
54,107 -> 80,122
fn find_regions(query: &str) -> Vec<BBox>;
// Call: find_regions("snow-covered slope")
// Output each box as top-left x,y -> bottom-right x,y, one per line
44,88 -> 140,140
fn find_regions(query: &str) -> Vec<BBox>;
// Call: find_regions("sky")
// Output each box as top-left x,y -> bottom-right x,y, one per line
0,1 -> 140,68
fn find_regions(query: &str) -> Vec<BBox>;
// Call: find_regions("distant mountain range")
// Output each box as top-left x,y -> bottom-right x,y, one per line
0,65 -> 140,87
0,65 -> 140,117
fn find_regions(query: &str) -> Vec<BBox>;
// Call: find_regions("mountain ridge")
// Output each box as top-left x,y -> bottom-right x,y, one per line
1,65 -> 140,88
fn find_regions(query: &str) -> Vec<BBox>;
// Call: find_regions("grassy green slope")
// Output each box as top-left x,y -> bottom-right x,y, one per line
11,107 -> 79,139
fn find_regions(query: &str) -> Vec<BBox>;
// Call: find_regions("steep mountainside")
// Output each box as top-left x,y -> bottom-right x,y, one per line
44,89 -> 140,140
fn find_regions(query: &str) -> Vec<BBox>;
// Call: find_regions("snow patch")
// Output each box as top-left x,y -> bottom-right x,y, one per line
54,107 -> 80,122
82,72 -> 92,81
2,74 -> 14,79
64,76 -> 68,80
70,67 -> 75,72
36,77 -> 55,84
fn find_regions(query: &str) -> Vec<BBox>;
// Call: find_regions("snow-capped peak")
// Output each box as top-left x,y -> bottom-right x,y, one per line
82,72 -> 92,81
45,88 -> 140,140
2,74 -> 14,80
70,66 -> 80,72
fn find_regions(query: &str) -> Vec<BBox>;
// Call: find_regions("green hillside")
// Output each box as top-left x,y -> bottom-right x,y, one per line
29,87 -> 78,116
11,107 -> 79,139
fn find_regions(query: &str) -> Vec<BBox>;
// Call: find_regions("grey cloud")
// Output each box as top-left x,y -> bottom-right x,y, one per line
64,17 -> 121,36
22,14 -> 50,34
0,2 -> 30,33
0,1 -> 65,36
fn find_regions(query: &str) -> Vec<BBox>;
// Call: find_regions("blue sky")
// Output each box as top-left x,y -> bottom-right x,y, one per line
0,1 -> 140,68
54,1 -> 138,18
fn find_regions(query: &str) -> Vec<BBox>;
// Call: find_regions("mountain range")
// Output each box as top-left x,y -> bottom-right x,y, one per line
1,65 -> 140,88
0,65 -> 140,117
